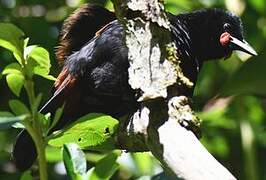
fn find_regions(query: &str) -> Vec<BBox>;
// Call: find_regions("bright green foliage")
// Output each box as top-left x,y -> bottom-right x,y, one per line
0,22 -> 57,180
63,144 -> 87,180
88,151 -> 120,180
0,23 -> 55,96
20,170 -> 33,180
132,152 -> 155,176
26,46 -> 56,81
6,73 -> 25,96
63,144 -> 120,180
2,63 -> 25,96
45,146 -> 62,163
0,114 -> 28,130
47,104 -> 64,132
2,63 -> 23,75
48,113 -> 118,149
9,99 -> 30,116
0,23 -> 24,61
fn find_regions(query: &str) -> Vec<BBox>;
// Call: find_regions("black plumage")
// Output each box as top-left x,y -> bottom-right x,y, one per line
12,4 -> 257,171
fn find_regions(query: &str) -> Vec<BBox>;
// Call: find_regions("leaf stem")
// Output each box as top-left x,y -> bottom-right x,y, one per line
25,124 -> 48,180
24,75 -> 48,180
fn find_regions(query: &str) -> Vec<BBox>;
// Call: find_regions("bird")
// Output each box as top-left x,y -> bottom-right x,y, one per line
12,4 -> 257,171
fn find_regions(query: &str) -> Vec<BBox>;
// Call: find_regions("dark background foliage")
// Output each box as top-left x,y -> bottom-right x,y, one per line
0,0 -> 265,179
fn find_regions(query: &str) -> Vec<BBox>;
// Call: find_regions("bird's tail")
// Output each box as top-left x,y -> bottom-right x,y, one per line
12,130 -> 37,171
12,71 -> 78,171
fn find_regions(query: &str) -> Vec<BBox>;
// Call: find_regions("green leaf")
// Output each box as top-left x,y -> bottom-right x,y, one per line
45,146 -> 62,162
0,23 -> 24,63
48,105 -> 65,132
20,170 -> 33,180
0,112 -> 25,129
0,115 -> 28,130
89,151 -> 120,180
63,143 -> 87,180
48,113 -> 119,149
38,112 -> 50,133
27,46 -> 53,79
220,55 -> 266,96
9,99 -> 30,116
24,37 -> 30,49
132,152 -> 154,175
86,137 -> 116,152
40,74 -> 56,81
24,45 -> 37,60
2,63 -> 23,75
13,52 -> 23,65
32,93 -> 43,113
3,63 -> 24,96
12,122 -> 25,129
0,111 -> 14,117
6,73 -> 25,96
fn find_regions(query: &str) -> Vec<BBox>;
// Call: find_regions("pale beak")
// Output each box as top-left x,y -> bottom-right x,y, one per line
229,36 -> 258,56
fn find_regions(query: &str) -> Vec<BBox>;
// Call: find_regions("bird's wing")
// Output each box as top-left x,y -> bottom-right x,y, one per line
56,4 -> 116,63
40,5 -> 117,127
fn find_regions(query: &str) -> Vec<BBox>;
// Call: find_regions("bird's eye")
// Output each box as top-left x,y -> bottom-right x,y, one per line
223,23 -> 231,31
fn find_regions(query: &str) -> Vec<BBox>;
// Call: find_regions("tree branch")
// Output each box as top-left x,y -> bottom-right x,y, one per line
112,0 -> 237,179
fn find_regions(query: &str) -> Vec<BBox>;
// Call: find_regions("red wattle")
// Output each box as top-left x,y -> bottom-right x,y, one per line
220,32 -> 231,46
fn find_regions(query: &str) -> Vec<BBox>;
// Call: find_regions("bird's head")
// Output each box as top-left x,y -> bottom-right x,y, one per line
184,8 -> 257,60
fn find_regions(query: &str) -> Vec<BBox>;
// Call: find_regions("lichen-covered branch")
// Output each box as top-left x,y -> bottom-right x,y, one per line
112,0 -> 192,101
112,0 -> 237,179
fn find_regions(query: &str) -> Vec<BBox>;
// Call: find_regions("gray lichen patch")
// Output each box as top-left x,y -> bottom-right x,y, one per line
127,0 -> 170,29
126,18 -> 178,101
